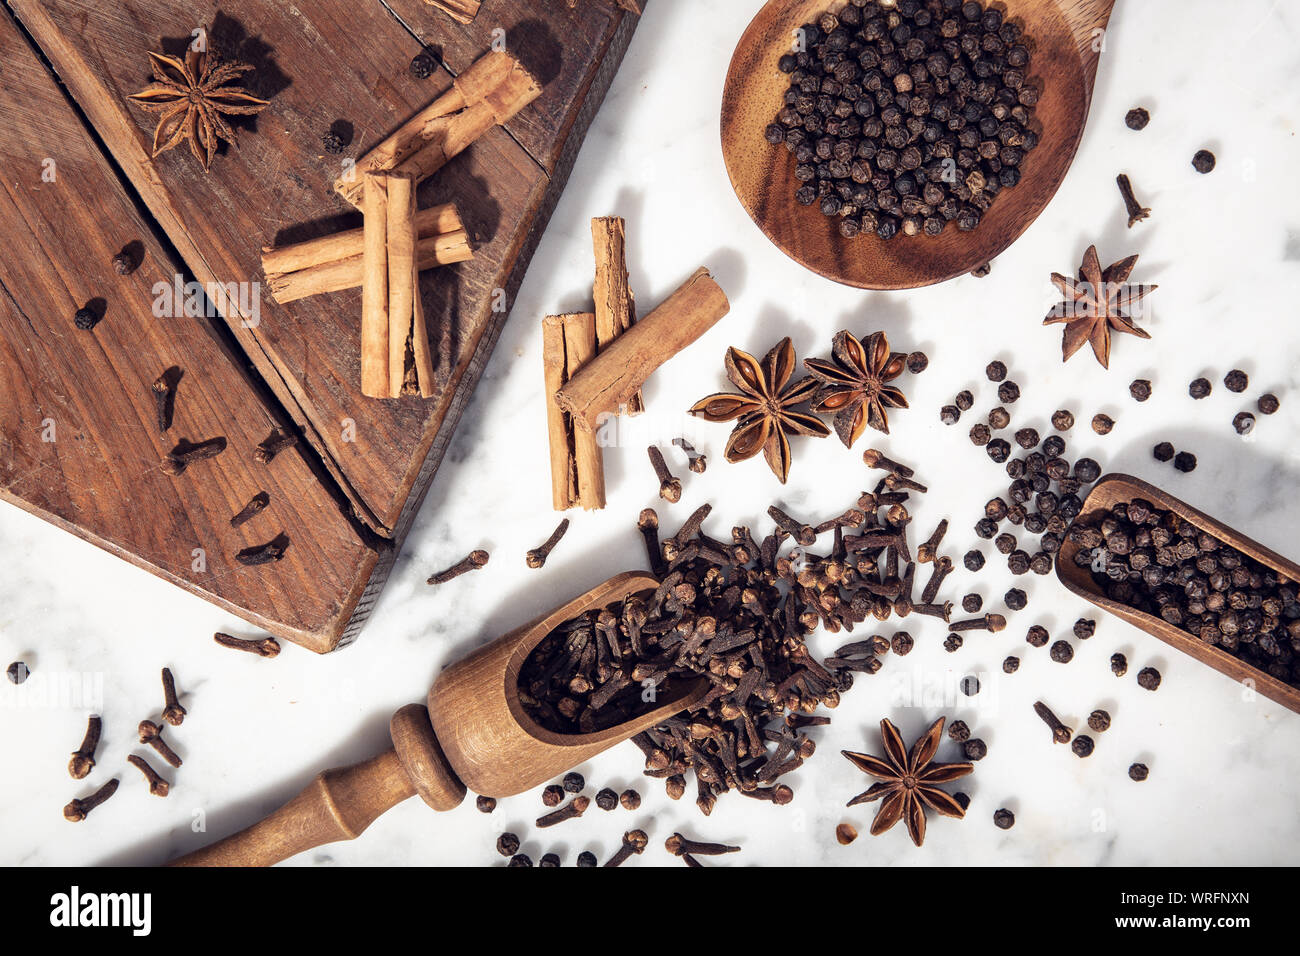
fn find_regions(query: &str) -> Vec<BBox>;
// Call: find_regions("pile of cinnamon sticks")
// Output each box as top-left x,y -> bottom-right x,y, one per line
260,48 -> 541,398
544,218 -> 731,511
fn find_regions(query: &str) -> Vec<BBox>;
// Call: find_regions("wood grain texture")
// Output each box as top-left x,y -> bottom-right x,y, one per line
1058,473 -> 1300,715
721,0 -> 1115,290
0,11 -> 379,653
428,571 -> 708,797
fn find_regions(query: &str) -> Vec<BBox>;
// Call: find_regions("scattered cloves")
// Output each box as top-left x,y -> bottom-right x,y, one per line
161,667 -> 186,727
63,778 -> 119,822
1116,173 -> 1151,227
161,436 -> 227,475
526,519 -> 570,569
150,370 -> 178,433
664,832 -> 741,857
647,445 -> 682,503
916,519 -> 948,564
127,754 -> 170,797
673,437 -> 708,473
767,506 -> 816,546
68,715 -> 102,780
235,535 -> 288,566
254,429 -> 298,464
213,632 -> 281,658
603,829 -> 649,867
1033,700 -> 1073,744
536,795 -> 590,828
862,448 -> 914,478
427,549 -> 490,585
138,719 -> 182,768
230,492 -> 270,528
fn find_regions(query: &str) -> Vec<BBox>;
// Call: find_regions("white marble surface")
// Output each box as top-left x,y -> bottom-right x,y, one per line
3,0 -> 1300,867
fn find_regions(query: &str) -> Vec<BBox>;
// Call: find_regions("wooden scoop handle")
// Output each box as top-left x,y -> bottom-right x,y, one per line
169,704 -> 465,866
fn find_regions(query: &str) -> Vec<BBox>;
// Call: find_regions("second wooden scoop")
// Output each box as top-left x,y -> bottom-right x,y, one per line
169,572 -> 706,866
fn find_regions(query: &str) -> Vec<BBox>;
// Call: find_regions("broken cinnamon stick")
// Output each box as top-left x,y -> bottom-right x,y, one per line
591,217 -> 642,415
360,173 -> 390,398
555,268 -> 730,431
560,313 -> 606,511
335,50 -> 541,208
408,232 -> 436,399
424,0 -> 480,23
262,204 -> 472,303
542,315 -> 577,511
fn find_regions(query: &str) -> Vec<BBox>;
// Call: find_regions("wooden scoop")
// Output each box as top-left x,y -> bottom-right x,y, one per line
721,0 -> 1117,289
169,571 -> 707,866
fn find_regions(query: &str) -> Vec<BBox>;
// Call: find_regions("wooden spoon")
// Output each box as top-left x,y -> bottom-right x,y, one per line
721,0 -> 1117,289
1058,473 -> 1300,715
169,571 -> 708,866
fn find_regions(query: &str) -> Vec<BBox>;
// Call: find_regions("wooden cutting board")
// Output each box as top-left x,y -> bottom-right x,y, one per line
0,0 -> 644,651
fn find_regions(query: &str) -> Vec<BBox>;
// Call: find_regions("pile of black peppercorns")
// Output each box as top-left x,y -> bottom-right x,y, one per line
766,0 -> 1040,240
1071,498 -> 1300,688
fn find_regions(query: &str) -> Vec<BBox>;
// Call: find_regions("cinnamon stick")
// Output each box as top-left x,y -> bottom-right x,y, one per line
408,239 -> 437,398
334,50 -> 541,208
360,174 -> 390,398
542,315 -> 577,511
591,217 -> 642,414
262,204 -> 472,303
555,268 -> 731,431
385,173 -> 419,398
560,313 -> 606,511
424,0 -> 481,23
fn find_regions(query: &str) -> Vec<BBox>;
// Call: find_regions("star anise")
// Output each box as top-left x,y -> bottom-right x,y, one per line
689,338 -> 830,484
1044,245 -> 1156,368
803,330 -> 908,447
841,716 -> 972,847
129,47 -> 269,171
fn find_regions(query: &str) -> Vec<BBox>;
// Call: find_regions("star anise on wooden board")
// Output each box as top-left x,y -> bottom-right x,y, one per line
1044,245 -> 1156,368
841,717 -> 972,848
128,47 -> 269,171
689,338 -> 829,484
804,330 -> 909,446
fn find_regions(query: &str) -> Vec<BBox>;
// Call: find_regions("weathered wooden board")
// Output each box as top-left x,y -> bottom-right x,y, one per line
0,0 -> 642,649
0,11 -> 382,653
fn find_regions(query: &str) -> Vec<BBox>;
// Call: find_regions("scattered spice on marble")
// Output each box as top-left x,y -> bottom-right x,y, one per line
476,796 -> 496,813
127,754 -> 170,797
1051,409 -> 1074,431
63,779 -> 119,822
620,789 -> 641,810
988,406 -> 1011,430
1233,412 -> 1255,436
542,785 -> 564,807
986,438 -> 1010,463
1223,369 -> 1249,393
427,549 -> 490,585
1258,393 -> 1280,415
213,632 -> 281,658
1116,174 -> 1151,227
907,351 -> 929,374
1111,653 -> 1128,676
1192,149 -> 1216,174
986,360 -> 1007,383
964,550 -> 985,571
964,738 -> 987,761
955,390 -> 974,412
665,833 -> 741,857
1033,700 -> 1072,744
1137,667 -> 1162,691
944,633 -> 963,652
1045,245 -> 1155,368
1125,107 -> 1150,130
1129,379 -> 1152,402
595,788 -> 618,811
527,519 -> 571,569
993,808 -> 1015,829
68,716 -> 102,780
1129,763 -> 1149,781
673,437 -> 708,473
1050,640 -> 1074,663
836,822 -> 859,845
1173,451 -> 1197,472
1026,625 -> 1048,648
962,593 -> 983,613
605,830 -> 649,867
941,404 -> 961,425
1088,709 -> 1111,732
1071,735 -> 1094,757
1003,656 -> 1019,673
537,795 -> 589,828
997,381 -> 1020,404
1091,414 -> 1114,435
562,771 -> 585,793
508,854 -> 533,867
1189,377 -> 1212,399
805,329 -> 910,446
576,850 -> 598,867
1073,618 -> 1096,640
539,853 -> 561,867
995,533 -> 1016,555
1004,588 -> 1027,611
969,423 -> 991,446
1152,441 -> 1174,462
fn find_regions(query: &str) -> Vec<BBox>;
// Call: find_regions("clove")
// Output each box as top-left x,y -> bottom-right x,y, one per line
637,510 -> 667,578
526,518 -> 570,569
920,555 -> 954,604
427,549 -> 489,585
916,519 -> 949,564
235,536 -> 288,566
150,370 -> 177,433
127,754 -> 170,797
884,473 -> 928,494
254,429 -> 298,464
767,506 -> 816,546
213,632 -> 281,658
673,437 -> 708,474
161,667 -> 186,726
68,715 -> 102,779
139,720 -> 183,768
1116,173 -> 1151,228
603,829 -> 649,867
161,436 -> 226,476
647,445 -> 682,503
665,832 -> 742,856
949,613 -> 1007,633
862,448 -> 915,478
63,778 -> 119,822
1033,700 -> 1073,744
230,492 -> 270,528
536,795 -> 589,828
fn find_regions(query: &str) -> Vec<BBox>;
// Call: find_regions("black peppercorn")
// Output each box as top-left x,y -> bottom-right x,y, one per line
1014,427 -> 1039,449
112,252 -> 135,275
1042,435 -> 1066,458
1111,653 -> 1128,676
1129,379 -> 1152,402
497,832 -> 521,857
1049,640 -> 1074,663
955,389 -> 974,411
1026,625 -> 1048,647
963,550 -> 985,572
1224,369 -> 1248,393
1137,666 -> 1161,690
1233,412 -> 1256,436
508,854 -> 534,867
964,738 -> 987,760
1153,441 -> 1175,462
969,423 -> 991,446
962,593 -> 983,613
322,130 -> 344,154
1008,550 -> 1030,574
73,307 -> 98,330
539,852 -> 561,867
542,784 -> 564,807
948,719 -> 971,742
995,532 -> 1016,555
1129,763 -> 1149,781
993,807 -> 1014,829
1125,107 -> 1150,130
1191,149 -> 1216,174
986,438 -> 1010,463
1074,458 -> 1101,483
409,50 -> 438,79
997,381 -> 1020,403
940,404 -> 962,425
1087,709 -> 1111,732
1050,409 -> 1074,431
1003,655 -> 1020,673
563,771 -> 585,793
1173,451 -> 1197,473
1257,393 -> 1280,415
595,788 -> 618,811
986,360 -> 1007,382
988,406 -> 1011,430
1091,414 -> 1114,435
576,850 -> 598,867
1073,618 -> 1096,640
1189,377 -> 1212,399
476,795 -> 497,813
1071,734 -> 1094,758
907,350 -> 929,373
1004,588 -> 1027,610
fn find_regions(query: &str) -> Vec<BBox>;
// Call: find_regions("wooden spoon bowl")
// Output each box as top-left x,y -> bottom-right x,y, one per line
1058,474 -> 1300,715
721,0 -> 1115,289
